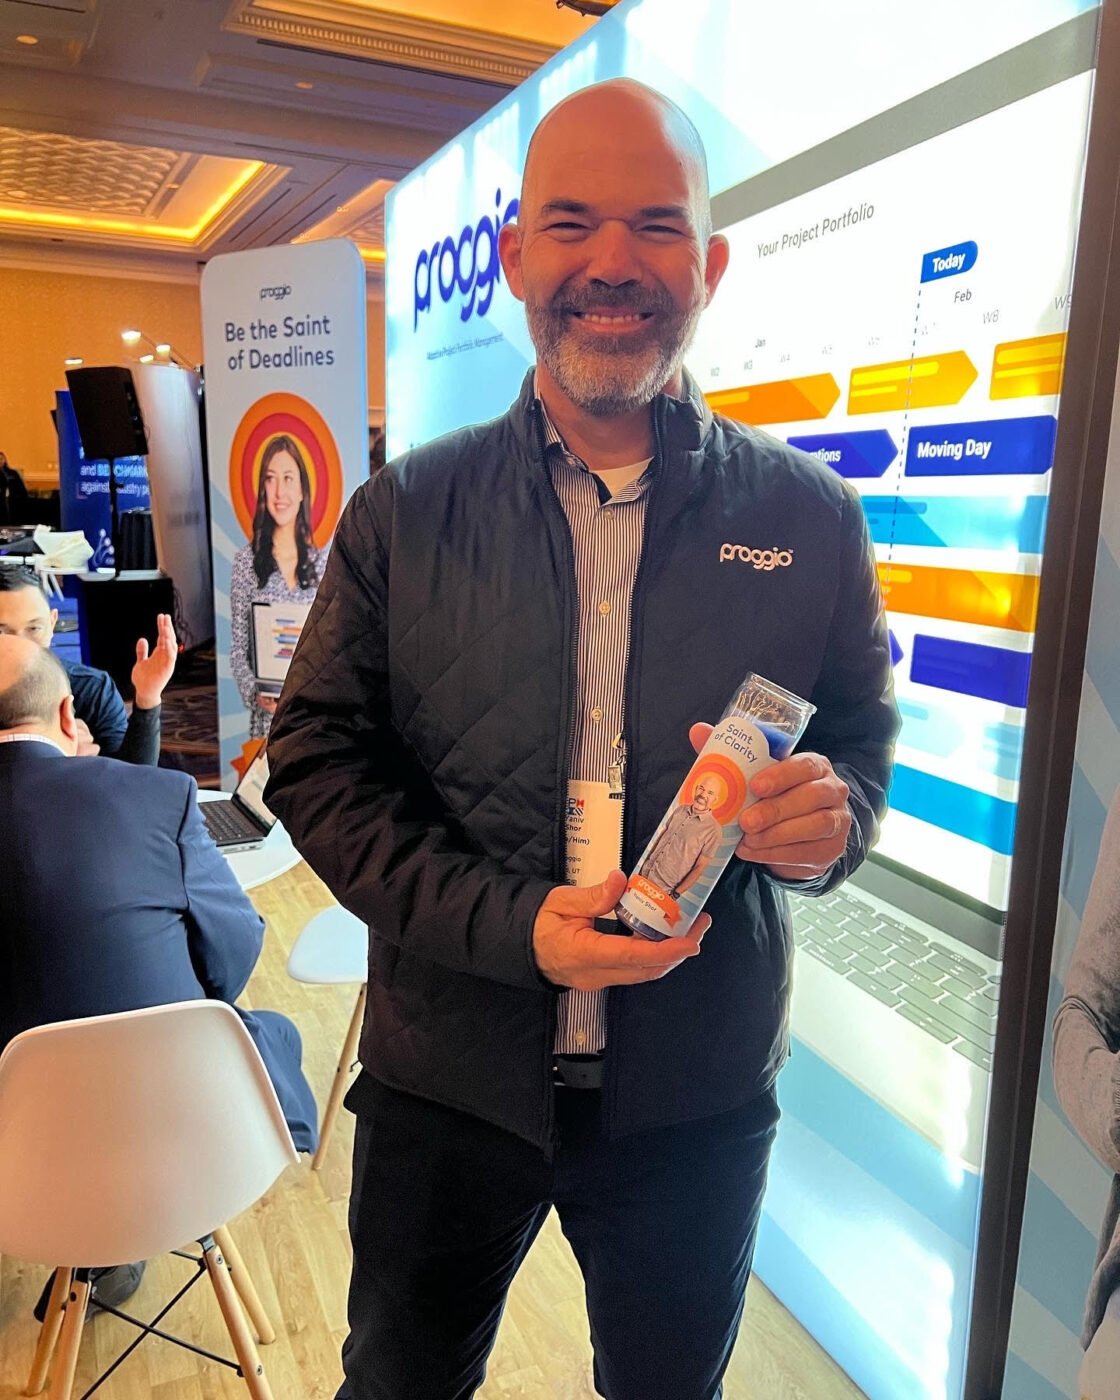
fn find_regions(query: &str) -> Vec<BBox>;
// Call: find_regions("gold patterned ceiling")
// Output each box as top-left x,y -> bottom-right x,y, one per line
0,126 -> 272,245
0,0 -> 602,277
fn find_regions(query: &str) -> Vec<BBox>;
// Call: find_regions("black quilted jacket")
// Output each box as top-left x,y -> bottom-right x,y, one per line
265,370 -> 898,1150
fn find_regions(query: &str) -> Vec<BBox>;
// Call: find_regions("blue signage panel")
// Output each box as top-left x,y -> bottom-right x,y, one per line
56,389 -> 150,568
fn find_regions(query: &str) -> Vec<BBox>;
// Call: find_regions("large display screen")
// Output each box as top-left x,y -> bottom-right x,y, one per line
692,66 -> 1090,912
386,0 -> 1097,919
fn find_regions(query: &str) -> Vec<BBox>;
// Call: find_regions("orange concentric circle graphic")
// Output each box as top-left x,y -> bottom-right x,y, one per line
228,392 -> 343,549
678,754 -> 749,826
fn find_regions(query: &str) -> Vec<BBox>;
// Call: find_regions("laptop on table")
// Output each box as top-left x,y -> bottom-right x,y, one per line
201,746 -> 277,852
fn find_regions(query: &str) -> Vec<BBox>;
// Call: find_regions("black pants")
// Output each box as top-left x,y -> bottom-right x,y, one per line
336,1074 -> 780,1400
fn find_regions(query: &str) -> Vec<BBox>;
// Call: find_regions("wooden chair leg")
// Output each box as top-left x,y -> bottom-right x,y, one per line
311,983 -> 366,1172
213,1226 -> 275,1346
46,1275 -> 90,1400
203,1238 -> 274,1400
24,1269 -> 73,1396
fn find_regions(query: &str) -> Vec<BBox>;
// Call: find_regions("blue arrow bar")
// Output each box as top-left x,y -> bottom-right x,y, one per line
921,240 -> 978,282
897,699 -> 1025,782
788,429 -> 898,479
906,416 -> 1057,477
889,764 -> 1017,854
862,495 -> 1048,552
910,635 -> 1032,707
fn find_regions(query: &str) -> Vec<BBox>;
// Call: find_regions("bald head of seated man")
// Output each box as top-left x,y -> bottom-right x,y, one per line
0,566 -> 177,764
0,632 -> 318,1156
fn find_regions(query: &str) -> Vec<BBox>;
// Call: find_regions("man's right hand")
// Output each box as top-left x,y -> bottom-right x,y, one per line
532,870 -> 709,991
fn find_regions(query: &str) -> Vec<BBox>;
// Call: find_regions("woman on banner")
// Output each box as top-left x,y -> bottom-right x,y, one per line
230,434 -> 322,738
1053,784 -> 1120,1399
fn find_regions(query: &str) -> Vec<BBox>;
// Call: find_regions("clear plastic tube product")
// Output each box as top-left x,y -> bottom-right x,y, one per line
616,673 -> 816,941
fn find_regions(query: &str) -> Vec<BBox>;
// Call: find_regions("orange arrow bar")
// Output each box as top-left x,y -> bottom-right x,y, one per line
877,561 -> 1038,632
707,373 -> 840,426
990,333 -> 1067,400
848,351 -> 977,415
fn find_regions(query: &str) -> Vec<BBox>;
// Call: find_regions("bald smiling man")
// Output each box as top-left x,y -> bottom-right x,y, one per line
267,80 -> 898,1400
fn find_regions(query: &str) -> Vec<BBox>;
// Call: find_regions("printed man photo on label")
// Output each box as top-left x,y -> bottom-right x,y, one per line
641,774 -> 723,900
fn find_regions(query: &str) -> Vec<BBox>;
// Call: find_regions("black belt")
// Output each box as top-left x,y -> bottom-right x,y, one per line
552,1055 -> 604,1090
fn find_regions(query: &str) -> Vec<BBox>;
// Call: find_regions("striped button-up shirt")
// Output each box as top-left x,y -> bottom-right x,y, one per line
540,393 -> 654,1056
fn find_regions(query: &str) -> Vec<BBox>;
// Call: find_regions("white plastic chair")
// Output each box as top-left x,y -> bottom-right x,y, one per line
286,906 -> 368,1172
0,1000 -> 298,1399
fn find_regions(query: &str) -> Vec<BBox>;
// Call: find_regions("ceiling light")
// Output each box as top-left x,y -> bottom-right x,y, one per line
64,357 -> 83,367
0,162 -> 264,244
16,34 -> 39,46
139,354 -> 155,364
295,80 -> 314,90
121,329 -> 142,344
155,343 -> 171,355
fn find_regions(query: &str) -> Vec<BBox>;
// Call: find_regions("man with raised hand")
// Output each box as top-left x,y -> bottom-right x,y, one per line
267,79 -> 897,1400
0,566 -> 176,764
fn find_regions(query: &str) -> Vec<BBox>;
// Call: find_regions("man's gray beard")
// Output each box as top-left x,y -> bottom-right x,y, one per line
526,299 -> 703,418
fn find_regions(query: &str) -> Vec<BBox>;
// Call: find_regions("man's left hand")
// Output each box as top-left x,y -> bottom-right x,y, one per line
75,718 -> 100,757
688,723 -> 851,881
132,613 -> 178,710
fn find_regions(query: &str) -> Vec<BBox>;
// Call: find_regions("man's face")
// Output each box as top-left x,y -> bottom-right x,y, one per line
692,778 -> 719,813
0,585 -> 55,647
500,94 -> 728,417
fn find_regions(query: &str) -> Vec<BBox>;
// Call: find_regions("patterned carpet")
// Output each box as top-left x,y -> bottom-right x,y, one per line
158,645 -> 220,788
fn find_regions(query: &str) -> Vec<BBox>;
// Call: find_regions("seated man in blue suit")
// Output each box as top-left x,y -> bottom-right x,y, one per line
0,635 -> 318,1308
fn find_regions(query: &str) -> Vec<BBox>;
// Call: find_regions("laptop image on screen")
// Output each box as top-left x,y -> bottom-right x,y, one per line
786,862 -> 1003,1171
201,747 -> 277,852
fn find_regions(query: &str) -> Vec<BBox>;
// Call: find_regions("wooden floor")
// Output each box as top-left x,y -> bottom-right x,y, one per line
0,861 -> 864,1400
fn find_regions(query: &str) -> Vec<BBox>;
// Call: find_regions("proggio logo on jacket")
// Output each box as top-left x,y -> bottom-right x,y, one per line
718,543 -> 794,570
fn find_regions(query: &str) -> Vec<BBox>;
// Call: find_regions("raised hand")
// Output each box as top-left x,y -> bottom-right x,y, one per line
132,613 -> 178,710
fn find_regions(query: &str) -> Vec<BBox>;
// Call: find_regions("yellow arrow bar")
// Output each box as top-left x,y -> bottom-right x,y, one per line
848,351 -> 977,415
877,562 -> 1038,632
707,373 -> 840,426
990,333 -> 1066,400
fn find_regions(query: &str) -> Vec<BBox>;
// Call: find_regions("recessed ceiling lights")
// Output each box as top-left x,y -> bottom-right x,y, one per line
155,343 -> 171,355
16,34 -> 39,46
121,329 -> 142,343
139,354 -> 155,364
64,357 -> 83,367
295,80 -> 313,90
